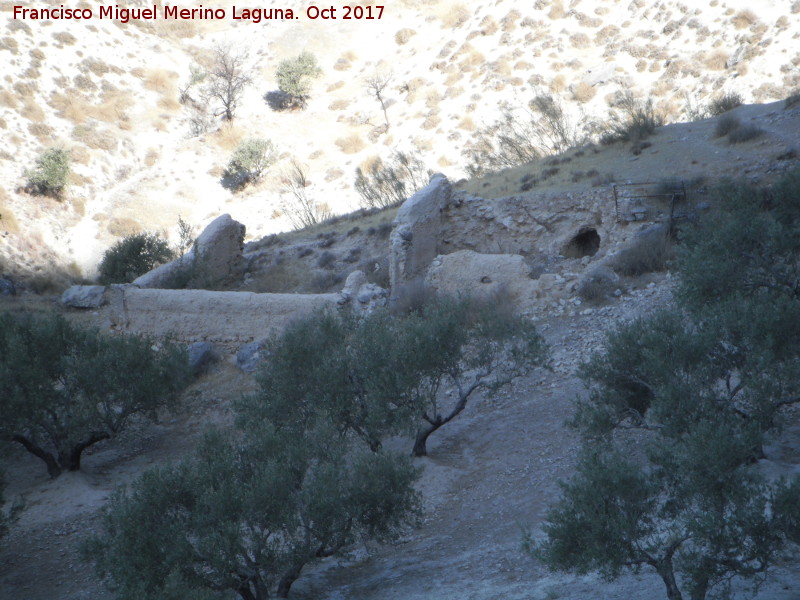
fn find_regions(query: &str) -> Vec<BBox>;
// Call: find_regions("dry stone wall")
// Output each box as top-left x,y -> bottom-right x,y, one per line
108,285 -> 339,345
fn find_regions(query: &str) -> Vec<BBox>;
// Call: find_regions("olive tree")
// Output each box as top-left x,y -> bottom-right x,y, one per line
24,147 -> 70,198
0,466 -> 22,544
274,51 -> 322,110
0,313 -> 191,478
223,138 -> 277,190
85,422 -> 421,599
532,171 -> 800,600
237,295 -> 548,457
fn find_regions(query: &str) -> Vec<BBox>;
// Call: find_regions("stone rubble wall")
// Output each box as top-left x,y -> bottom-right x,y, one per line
107,285 -> 339,345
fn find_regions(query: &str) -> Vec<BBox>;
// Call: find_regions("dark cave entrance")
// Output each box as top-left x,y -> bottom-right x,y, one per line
562,228 -> 601,258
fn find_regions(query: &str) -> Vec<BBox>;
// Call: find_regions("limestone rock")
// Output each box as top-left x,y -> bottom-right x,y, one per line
390,174 -> 451,303
61,285 -> 106,308
339,270 -> 367,302
424,250 -> 534,303
134,214 -> 246,289
338,270 -> 388,315
236,339 -> 268,373
108,287 -> 339,344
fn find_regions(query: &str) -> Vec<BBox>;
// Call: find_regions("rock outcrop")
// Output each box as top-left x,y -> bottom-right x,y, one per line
338,270 -> 388,315
61,285 -> 106,308
133,214 -> 246,289
389,174 -> 451,304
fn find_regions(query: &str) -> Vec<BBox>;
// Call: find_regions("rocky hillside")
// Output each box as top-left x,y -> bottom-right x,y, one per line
1,0 -> 799,282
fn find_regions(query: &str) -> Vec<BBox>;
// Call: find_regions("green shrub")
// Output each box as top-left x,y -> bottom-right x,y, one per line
275,51 -> 322,109
98,232 -> 175,284
708,90 -> 743,115
223,138 -> 277,189
24,147 -> 70,197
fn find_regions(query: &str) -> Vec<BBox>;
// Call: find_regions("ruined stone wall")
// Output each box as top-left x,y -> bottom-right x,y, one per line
107,285 -> 339,345
389,176 -> 652,314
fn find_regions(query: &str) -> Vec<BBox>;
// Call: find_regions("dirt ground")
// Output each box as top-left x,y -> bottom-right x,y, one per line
3,277 -> 799,600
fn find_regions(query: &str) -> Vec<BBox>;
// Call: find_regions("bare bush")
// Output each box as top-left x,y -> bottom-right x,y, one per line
463,94 -> 585,177
365,71 -> 393,130
280,159 -> 332,230
728,124 -> 764,144
208,45 -> 252,121
714,114 -> 741,138
354,150 -> 431,209
708,91 -> 743,115
600,91 -> 664,146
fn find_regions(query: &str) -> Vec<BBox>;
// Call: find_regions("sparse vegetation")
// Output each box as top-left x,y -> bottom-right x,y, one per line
713,114 -> 764,144
178,64 -> 206,104
395,28 -> 416,45
24,147 -> 70,198
610,230 -> 673,276
335,133 -> 365,154
280,159 -> 332,229
223,138 -> 277,190
354,150 -> 432,209
463,94 -> 584,176
714,114 -> 740,138
727,123 -> 764,143
600,91 -> 664,146
365,71 -> 393,130
175,215 -> 196,257
0,313 -> 190,478
708,90 -> 743,115
98,232 -> 176,284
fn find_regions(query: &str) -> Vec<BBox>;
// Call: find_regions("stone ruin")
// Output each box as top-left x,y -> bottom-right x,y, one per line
61,174 -> 653,363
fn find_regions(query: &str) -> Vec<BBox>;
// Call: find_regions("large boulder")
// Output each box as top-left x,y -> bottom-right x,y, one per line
61,285 -> 106,308
389,174 -> 451,304
134,214 -> 246,289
